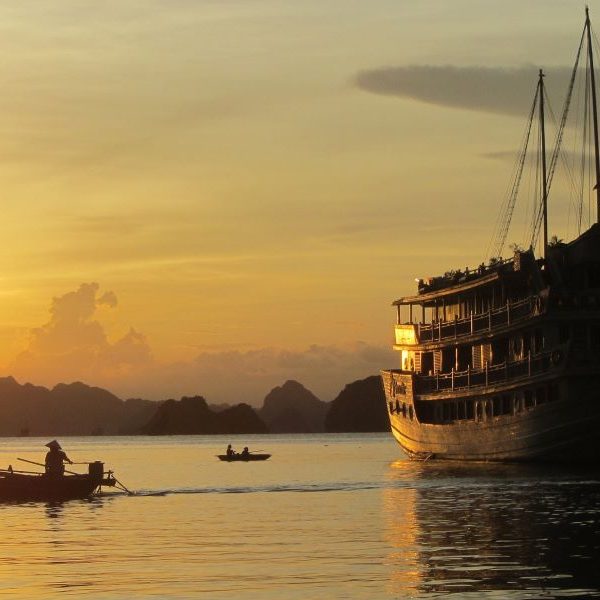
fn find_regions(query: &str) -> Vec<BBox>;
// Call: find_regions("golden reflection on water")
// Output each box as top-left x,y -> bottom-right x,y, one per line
0,434 -> 402,599
0,437 -> 599,598
382,460 -> 421,597
382,458 -> 600,598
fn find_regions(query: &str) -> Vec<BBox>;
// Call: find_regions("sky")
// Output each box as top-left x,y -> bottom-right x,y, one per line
0,1 -> 597,405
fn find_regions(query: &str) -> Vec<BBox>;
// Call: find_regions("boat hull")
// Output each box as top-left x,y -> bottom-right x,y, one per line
382,372 -> 600,462
0,473 -> 104,502
217,454 -> 271,462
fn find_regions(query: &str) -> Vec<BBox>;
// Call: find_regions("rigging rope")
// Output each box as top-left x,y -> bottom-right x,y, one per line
530,26 -> 586,250
486,88 -> 538,260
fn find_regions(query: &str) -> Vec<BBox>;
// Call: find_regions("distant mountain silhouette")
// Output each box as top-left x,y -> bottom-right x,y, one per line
120,398 -> 165,434
140,396 -> 267,435
259,380 -> 329,433
208,402 -> 232,413
0,374 -> 390,437
0,376 -> 157,436
324,375 -> 389,432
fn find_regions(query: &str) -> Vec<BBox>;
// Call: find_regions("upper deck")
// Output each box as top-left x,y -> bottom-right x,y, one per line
392,250 -> 543,329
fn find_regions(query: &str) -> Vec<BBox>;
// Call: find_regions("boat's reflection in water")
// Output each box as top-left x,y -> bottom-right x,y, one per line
383,459 -> 600,597
44,502 -> 64,520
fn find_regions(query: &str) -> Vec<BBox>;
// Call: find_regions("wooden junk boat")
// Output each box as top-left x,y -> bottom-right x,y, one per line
0,461 -> 117,502
381,10 -> 600,462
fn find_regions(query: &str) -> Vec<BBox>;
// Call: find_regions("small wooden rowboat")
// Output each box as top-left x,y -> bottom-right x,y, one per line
0,461 -> 117,502
217,453 -> 271,462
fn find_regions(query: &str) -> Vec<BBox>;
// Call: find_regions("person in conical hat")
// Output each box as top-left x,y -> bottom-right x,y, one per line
44,440 -> 72,476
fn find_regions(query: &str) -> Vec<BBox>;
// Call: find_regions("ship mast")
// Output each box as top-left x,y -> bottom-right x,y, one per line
585,6 -> 600,221
539,69 -> 548,260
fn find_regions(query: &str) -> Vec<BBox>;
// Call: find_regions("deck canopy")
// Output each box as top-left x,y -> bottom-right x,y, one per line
393,272 -> 501,307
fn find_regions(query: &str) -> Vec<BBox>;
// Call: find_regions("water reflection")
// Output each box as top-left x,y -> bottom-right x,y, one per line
384,461 -> 600,597
44,502 -> 64,520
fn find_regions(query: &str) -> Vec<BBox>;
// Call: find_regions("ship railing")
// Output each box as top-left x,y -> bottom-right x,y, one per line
414,296 -> 538,344
416,350 -> 554,394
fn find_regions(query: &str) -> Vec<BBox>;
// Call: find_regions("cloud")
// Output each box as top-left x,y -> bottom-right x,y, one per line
142,342 -> 395,405
355,65 -> 572,116
6,284 -> 395,405
10,283 -> 154,383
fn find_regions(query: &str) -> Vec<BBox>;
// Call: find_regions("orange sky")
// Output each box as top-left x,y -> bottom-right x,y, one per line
0,2 -> 596,404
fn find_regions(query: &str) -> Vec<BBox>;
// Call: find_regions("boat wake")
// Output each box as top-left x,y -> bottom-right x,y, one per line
119,481 -> 382,497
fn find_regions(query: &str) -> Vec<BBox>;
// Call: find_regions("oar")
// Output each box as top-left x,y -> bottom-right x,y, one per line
0,468 -> 42,475
113,478 -> 134,495
17,457 -> 80,476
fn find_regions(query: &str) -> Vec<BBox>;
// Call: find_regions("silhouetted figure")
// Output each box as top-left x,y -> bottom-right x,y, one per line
241,447 -> 250,457
44,440 -> 72,476
226,444 -> 235,457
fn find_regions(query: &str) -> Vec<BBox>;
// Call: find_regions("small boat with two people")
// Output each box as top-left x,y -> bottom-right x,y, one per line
0,440 -> 129,502
217,444 -> 271,462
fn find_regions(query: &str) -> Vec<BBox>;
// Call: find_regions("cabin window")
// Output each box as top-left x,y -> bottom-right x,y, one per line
441,347 -> 454,372
491,338 -> 509,365
523,390 -> 532,411
395,400 -> 401,413
413,401 -> 433,424
548,383 -> 559,403
421,351 -> 434,375
408,405 -> 414,420
559,326 -> 570,343
492,396 -> 501,416
402,403 -> 407,418
501,394 -> 512,415
388,401 -> 394,413
457,345 -> 471,371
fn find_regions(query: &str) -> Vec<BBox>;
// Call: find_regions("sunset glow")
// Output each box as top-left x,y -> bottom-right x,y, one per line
0,1 -> 595,403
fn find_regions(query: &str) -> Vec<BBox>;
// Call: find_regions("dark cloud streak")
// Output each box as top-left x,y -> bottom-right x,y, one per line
355,65 -> 572,117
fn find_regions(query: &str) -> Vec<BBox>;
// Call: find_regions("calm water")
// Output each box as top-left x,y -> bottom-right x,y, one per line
0,433 -> 598,599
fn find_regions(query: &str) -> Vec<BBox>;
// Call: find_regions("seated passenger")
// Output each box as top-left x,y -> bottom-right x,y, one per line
226,444 -> 235,457
241,447 -> 250,457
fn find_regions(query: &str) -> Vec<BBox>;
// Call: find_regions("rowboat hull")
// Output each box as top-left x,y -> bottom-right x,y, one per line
217,454 -> 271,462
0,472 -> 110,502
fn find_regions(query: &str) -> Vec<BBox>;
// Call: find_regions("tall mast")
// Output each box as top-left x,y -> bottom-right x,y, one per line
585,6 -> 600,221
539,69 -> 548,260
